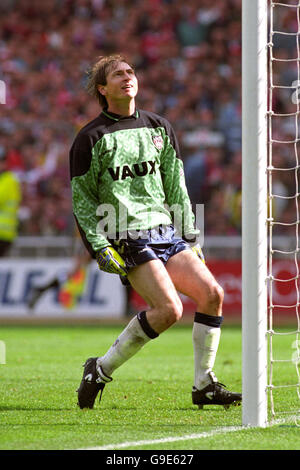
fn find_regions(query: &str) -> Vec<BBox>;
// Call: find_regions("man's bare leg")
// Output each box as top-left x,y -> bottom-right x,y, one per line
165,249 -> 224,390
98,259 -> 183,379
164,249 -> 241,408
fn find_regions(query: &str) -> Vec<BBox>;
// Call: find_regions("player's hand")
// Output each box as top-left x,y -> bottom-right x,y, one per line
96,246 -> 128,276
191,244 -> 205,264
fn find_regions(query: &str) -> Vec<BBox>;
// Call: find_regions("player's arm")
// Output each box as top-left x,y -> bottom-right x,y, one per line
70,133 -> 109,251
70,133 -> 127,276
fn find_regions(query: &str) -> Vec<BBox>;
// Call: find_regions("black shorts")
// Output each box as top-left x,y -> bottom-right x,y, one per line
109,225 -> 190,285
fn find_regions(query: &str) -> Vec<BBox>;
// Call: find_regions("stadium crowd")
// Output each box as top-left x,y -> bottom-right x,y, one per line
0,0 -> 296,238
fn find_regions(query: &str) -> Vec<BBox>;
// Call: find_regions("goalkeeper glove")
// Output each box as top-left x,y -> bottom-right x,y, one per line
191,244 -> 205,264
96,246 -> 128,276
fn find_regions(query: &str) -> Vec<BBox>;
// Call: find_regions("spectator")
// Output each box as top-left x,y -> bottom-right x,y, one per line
0,145 -> 21,255
0,0 -> 258,239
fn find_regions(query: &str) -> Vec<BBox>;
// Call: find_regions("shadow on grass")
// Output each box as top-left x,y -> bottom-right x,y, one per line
0,405 -> 74,412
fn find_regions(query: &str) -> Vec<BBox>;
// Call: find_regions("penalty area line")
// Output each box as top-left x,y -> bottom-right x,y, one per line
78,425 -> 244,450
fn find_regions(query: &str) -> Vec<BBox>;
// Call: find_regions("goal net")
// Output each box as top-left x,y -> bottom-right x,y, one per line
267,0 -> 300,424
242,0 -> 300,427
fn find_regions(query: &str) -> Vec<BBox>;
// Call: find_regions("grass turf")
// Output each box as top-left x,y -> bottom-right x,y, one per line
0,323 -> 299,450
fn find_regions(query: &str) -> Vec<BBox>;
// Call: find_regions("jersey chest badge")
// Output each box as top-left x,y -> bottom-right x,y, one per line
152,135 -> 163,150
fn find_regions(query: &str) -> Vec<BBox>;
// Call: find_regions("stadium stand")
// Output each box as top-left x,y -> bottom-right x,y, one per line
0,0 -> 294,238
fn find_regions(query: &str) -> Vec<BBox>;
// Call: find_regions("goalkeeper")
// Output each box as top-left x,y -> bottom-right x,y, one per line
71,54 -> 241,410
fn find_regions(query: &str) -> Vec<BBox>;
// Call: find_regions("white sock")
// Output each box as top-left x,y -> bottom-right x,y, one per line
97,312 -> 158,380
192,313 -> 223,390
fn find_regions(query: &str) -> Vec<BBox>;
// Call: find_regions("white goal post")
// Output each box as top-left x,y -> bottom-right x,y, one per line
242,0 -> 269,427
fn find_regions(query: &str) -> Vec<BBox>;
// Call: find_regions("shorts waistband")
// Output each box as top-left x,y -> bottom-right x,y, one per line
111,224 -> 176,243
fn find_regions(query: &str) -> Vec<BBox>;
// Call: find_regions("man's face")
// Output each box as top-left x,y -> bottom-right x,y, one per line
98,62 -> 138,104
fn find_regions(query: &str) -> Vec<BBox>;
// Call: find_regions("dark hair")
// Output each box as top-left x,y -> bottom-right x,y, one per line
86,54 -> 133,108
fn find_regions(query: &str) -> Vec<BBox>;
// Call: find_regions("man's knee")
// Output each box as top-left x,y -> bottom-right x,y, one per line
161,299 -> 183,327
195,281 -> 224,314
207,282 -> 224,310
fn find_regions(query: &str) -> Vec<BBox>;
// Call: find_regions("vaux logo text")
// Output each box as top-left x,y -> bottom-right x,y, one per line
108,160 -> 156,181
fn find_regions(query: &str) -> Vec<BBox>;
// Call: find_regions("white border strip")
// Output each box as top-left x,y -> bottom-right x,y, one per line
78,416 -> 300,450
78,425 -> 244,450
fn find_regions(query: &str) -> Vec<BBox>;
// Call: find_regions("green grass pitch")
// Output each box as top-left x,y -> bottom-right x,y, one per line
0,323 -> 299,450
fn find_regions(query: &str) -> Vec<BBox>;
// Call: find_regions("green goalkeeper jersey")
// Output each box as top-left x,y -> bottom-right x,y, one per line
70,108 -> 199,257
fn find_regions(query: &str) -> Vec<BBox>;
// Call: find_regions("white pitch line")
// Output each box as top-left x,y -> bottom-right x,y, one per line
78,415 -> 300,450
78,425 -> 243,450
